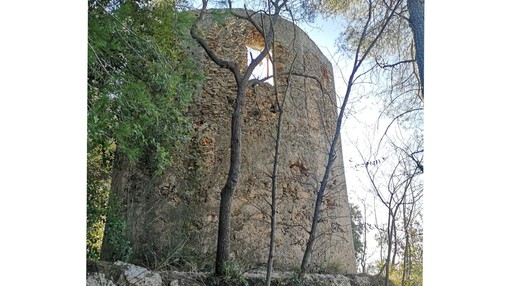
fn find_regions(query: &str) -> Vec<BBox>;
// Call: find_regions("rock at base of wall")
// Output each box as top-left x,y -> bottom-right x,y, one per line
87,260 -> 387,286
87,273 -> 118,286
87,260 -> 162,286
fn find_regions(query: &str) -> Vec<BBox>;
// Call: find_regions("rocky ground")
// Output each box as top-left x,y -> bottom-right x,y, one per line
86,260 -> 387,286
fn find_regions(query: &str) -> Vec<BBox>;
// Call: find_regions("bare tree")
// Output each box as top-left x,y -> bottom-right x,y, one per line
350,119 -> 423,285
326,0 -> 423,105
265,11 -> 299,283
400,180 -> 422,286
264,54 -> 300,285
190,0 -> 286,278
329,0 -> 423,280
298,0 -> 404,280
354,197 -> 376,273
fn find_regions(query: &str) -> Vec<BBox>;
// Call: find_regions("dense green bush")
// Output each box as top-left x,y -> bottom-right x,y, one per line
87,0 -> 202,259
86,145 -> 112,259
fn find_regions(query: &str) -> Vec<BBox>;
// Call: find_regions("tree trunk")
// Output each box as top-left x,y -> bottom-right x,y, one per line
298,1 -> 402,276
100,153 -> 123,262
299,75 -> 348,280
361,202 -> 369,273
266,55 -> 285,286
407,0 -> 424,97
265,107 -> 281,286
189,3 -> 283,279
384,209 -> 394,286
391,217 -> 398,268
100,148 -> 161,265
215,86 -> 247,276
402,226 -> 410,285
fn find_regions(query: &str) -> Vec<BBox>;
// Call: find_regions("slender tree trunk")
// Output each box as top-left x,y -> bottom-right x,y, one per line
215,187 -> 234,276
100,151 -> 127,261
265,55 -> 284,286
215,86 -> 247,276
391,216 -> 399,268
384,230 -> 392,286
401,206 -> 410,286
384,208 -> 394,286
361,203 -> 368,273
265,93 -> 281,286
266,52 -> 299,285
298,2 -> 402,279
190,2 -> 280,280
407,0 -> 424,97
299,58 -> 355,280
266,11 -> 297,282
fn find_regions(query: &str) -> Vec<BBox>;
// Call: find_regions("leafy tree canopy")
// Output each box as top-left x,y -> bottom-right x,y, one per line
87,0 -> 202,259
88,0 -> 202,174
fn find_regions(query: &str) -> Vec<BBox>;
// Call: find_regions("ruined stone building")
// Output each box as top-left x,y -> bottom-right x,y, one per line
104,10 -> 357,274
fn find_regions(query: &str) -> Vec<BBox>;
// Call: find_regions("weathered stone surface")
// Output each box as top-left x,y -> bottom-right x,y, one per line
86,260 -> 162,286
87,273 -> 117,286
87,261 -> 386,286
105,9 -> 356,273
244,269 -> 354,286
114,261 -> 163,286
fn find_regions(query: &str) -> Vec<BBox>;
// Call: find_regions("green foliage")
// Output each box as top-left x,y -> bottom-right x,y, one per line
87,145 -> 113,259
373,220 -> 423,286
88,0 -> 202,174
102,194 -> 133,262
88,0 -> 203,261
314,0 -> 352,15
219,259 -> 248,286
385,262 -> 422,286
289,272 -> 303,286
317,261 -> 346,275
210,9 -> 232,25
394,222 -> 423,286
350,203 -> 364,268
146,204 -> 216,272
391,262 -> 422,286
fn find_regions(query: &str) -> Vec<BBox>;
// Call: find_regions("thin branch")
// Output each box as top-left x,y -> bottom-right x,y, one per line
376,59 -> 415,69
375,107 -> 423,155
190,0 -> 242,83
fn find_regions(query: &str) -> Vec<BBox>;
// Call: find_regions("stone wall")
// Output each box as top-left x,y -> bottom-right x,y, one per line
108,9 -> 356,274
87,260 -> 386,286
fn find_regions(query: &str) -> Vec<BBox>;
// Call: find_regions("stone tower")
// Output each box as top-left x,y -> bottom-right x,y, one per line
105,9 -> 357,274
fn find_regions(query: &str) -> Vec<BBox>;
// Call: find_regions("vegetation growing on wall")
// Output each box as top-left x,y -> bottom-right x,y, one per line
87,145 -> 113,259
87,0 -> 202,260
88,0 -> 200,171
101,194 -> 133,262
